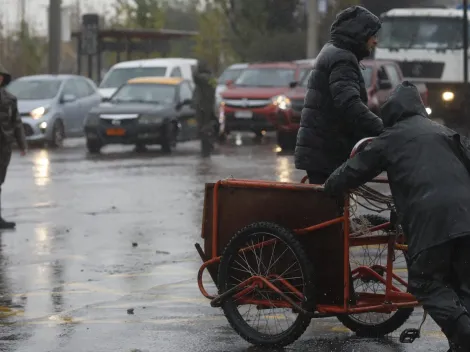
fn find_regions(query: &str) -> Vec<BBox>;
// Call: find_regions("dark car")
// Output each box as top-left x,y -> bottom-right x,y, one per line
84,77 -> 197,154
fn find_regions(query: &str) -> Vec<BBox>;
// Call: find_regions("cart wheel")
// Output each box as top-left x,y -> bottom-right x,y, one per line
337,214 -> 413,337
218,222 -> 315,348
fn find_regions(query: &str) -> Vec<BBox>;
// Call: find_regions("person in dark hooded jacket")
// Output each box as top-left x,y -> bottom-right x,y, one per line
295,6 -> 384,184
192,60 -> 217,157
0,65 -> 27,229
324,81 -> 470,352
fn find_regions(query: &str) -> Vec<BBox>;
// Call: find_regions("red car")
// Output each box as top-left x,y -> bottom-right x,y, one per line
275,59 -> 430,150
219,62 -> 312,138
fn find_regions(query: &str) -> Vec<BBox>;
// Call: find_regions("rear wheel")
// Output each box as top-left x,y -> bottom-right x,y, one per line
337,214 -> 413,337
218,222 -> 315,347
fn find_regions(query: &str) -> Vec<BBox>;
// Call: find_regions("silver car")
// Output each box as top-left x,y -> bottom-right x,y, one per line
6,74 -> 102,147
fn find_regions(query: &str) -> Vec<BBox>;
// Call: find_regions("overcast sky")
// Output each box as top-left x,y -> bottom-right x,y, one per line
2,0 -> 113,34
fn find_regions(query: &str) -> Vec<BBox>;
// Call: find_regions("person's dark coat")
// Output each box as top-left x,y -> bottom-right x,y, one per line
324,81 -> 470,260
192,61 -> 217,132
0,64 -> 26,151
295,6 -> 383,176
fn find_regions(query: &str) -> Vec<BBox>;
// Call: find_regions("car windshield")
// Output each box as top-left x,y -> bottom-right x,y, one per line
235,68 -> 296,87
111,83 -> 176,104
298,67 -> 311,84
6,79 -> 62,100
100,67 -> 167,89
217,68 -> 245,85
378,16 -> 464,50
299,66 -> 372,88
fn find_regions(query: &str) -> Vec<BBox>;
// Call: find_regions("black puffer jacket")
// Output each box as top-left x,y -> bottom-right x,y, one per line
324,81 -> 470,260
295,6 -> 383,176
0,65 -> 26,150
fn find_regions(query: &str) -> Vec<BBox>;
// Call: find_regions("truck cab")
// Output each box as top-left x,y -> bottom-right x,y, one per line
374,7 -> 466,127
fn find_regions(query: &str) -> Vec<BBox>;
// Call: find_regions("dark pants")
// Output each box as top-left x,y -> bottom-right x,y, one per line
0,146 -> 11,216
0,146 -> 11,186
408,237 -> 470,349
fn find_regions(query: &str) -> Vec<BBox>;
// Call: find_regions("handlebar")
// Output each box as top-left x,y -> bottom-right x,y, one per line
301,137 -> 388,185
349,137 -> 375,159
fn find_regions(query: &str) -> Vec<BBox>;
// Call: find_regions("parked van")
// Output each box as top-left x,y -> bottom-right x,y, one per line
98,58 -> 198,98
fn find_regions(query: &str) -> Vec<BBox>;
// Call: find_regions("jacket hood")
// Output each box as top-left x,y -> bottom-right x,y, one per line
380,81 -> 429,128
330,6 -> 381,60
0,63 -> 11,87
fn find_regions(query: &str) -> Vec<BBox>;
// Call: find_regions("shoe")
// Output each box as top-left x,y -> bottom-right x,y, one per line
0,218 -> 16,229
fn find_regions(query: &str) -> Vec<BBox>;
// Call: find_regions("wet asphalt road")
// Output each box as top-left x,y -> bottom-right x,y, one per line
0,134 -> 449,352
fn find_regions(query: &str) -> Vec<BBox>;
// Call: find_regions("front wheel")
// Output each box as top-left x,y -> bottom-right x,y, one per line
86,140 -> 102,154
49,120 -> 65,148
218,222 -> 315,348
337,214 -> 413,337
277,130 -> 296,151
161,123 -> 177,153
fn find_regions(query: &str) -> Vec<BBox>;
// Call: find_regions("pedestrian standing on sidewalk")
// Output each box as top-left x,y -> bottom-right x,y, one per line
192,60 -> 218,158
0,65 -> 27,229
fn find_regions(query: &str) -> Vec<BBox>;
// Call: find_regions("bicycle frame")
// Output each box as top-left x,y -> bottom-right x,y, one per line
196,137 -> 419,315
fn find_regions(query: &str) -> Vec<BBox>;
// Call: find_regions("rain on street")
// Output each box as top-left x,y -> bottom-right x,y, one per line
0,135 -> 451,352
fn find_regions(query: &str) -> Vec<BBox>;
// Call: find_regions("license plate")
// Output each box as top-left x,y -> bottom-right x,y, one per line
106,128 -> 126,136
234,110 -> 253,119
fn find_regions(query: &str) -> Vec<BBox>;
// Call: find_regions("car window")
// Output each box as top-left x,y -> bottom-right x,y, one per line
112,83 -> 176,104
377,66 -> 389,81
235,68 -> 295,87
6,79 -> 62,100
385,65 -> 401,86
99,66 -> 167,89
62,79 -> 80,97
179,82 -> 193,101
217,68 -> 245,85
170,67 -> 182,77
74,78 -> 94,98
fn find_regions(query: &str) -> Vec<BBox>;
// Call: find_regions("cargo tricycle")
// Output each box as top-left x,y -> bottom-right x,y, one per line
195,138 -> 421,347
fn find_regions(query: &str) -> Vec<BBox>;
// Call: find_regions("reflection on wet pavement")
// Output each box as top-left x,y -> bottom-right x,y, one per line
0,136 -> 447,351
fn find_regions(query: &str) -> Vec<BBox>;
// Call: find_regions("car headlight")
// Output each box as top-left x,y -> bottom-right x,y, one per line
426,107 -> 432,115
442,91 -> 455,102
30,106 -> 49,119
139,114 -> 161,124
272,95 -> 292,110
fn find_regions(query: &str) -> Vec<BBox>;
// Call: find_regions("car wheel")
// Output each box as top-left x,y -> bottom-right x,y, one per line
49,120 -> 65,148
277,131 -> 297,151
162,123 -> 177,153
86,140 -> 102,154
135,144 -> 147,153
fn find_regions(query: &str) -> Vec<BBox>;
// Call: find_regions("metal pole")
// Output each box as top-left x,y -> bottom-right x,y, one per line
307,0 -> 318,58
48,0 -> 62,74
464,0 -> 468,84
464,0 -> 469,134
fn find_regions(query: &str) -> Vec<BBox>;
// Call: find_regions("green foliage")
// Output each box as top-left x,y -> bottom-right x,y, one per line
11,21 -> 46,77
110,0 -> 165,29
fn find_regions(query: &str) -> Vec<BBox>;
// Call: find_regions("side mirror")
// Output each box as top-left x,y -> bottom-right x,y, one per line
289,81 -> 298,89
377,79 -> 393,90
62,94 -> 77,103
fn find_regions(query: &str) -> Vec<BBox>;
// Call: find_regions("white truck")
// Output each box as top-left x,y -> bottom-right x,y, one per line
374,7 -> 468,127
